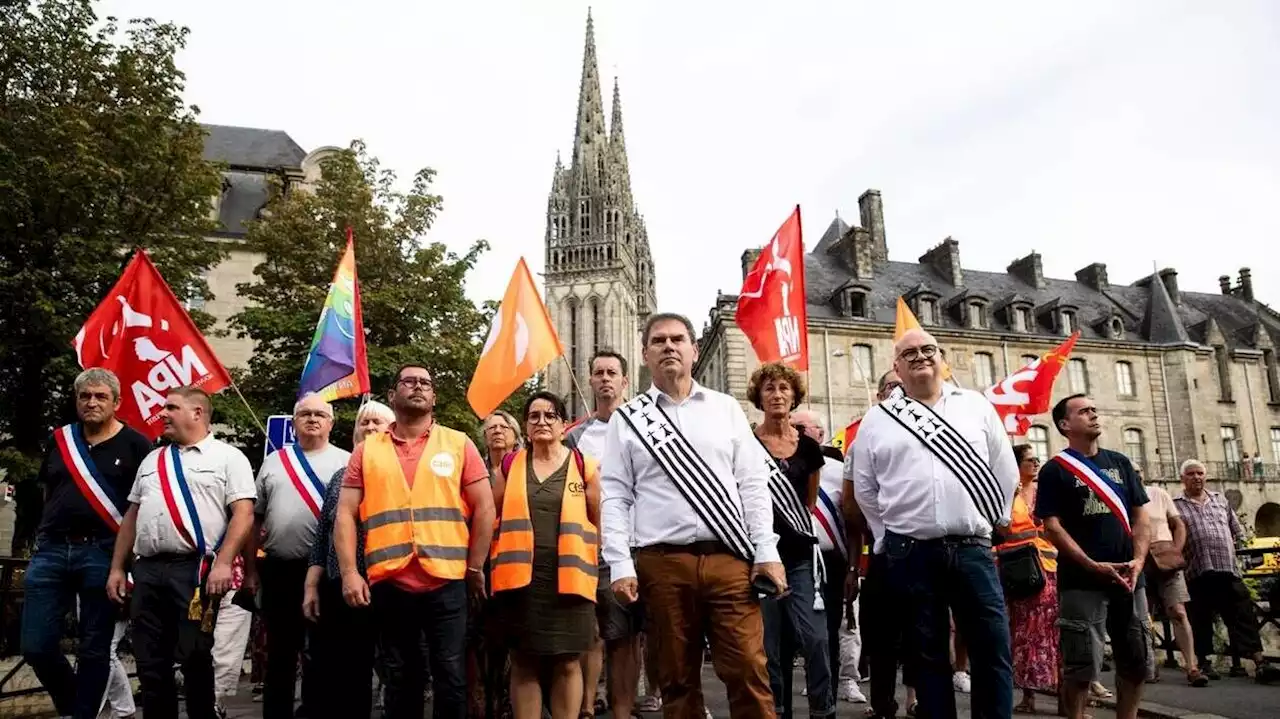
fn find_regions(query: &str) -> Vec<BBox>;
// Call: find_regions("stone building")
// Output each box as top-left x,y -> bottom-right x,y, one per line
543,12 -> 658,417
693,189 -> 1280,536
199,124 -> 339,367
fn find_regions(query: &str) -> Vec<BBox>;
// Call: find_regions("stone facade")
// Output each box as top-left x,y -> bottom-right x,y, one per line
543,12 -> 658,418
694,190 -> 1280,536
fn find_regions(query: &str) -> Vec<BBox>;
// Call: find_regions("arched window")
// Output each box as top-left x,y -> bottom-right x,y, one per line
579,200 -> 590,234
850,344 -> 874,384
1021,354 -> 1038,367
591,298 -> 602,355
974,352 -> 995,387
568,300 -> 580,375
1027,426 -> 1050,461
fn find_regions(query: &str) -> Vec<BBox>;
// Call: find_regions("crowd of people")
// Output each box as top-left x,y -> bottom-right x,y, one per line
19,311 -> 1280,719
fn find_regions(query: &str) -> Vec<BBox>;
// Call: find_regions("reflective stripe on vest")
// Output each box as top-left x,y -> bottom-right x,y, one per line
359,426 -> 471,585
995,493 -> 1058,571
491,449 -> 599,601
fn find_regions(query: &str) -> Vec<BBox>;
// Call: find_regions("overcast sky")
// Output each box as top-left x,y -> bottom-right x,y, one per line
101,0 -> 1280,325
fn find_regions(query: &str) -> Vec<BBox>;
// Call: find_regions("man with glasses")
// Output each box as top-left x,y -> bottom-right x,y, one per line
243,393 -> 351,719
335,365 -> 496,719
851,331 -> 1019,719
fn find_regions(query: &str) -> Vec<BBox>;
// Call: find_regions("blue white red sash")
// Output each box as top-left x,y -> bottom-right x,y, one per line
278,446 -> 325,518
157,445 -> 212,557
1051,448 -> 1132,536
53,424 -> 124,532
813,487 -> 847,559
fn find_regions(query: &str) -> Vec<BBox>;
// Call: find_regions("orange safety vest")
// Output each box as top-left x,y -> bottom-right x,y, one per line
359,426 -> 471,585
490,448 -> 599,602
995,493 -> 1058,572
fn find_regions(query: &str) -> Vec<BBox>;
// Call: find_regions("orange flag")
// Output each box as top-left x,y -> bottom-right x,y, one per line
894,296 -> 951,381
467,258 -> 564,418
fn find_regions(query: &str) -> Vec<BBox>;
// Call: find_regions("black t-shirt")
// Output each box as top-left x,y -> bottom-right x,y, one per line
765,433 -> 824,565
37,424 -> 153,539
1034,447 -> 1149,590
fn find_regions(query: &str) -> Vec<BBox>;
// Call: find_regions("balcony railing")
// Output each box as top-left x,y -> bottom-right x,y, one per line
1146,461 -> 1278,483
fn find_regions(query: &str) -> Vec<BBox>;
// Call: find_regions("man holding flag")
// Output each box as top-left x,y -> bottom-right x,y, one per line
21,369 -> 153,719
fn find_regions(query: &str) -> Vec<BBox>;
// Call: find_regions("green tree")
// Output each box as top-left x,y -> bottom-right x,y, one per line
227,142 -> 519,456
0,0 -> 223,552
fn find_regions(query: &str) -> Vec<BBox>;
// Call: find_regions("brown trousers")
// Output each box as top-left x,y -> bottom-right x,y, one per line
636,546 -> 775,719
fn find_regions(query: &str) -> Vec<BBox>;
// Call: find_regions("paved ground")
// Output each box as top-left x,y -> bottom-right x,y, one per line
1080,667 -> 1279,719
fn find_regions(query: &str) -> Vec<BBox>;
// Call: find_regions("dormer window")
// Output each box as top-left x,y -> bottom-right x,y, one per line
1061,310 -> 1076,335
1110,317 -> 1124,339
845,290 -> 868,318
968,301 -> 988,329
1013,308 -> 1030,332
919,298 -> 937,325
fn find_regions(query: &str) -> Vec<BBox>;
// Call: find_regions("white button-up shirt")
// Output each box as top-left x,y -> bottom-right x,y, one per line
129,433 -> 256,558
600,382 -> 780,581
851,386 -> 1018,546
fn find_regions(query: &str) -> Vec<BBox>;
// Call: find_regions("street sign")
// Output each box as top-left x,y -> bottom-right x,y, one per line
264,414 -> 296,461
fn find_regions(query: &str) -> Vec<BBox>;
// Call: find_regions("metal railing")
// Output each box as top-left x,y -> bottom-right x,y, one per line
1147,461 -> 1278,482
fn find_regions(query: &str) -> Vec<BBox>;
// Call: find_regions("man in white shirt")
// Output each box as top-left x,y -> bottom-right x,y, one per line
851,330 -> 1018,719
106,387 -> 256,719
244,393 -> 351,719
601,313 -> 785,718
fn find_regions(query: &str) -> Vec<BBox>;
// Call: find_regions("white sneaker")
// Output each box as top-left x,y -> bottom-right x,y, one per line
838,679 -> 868,703
952,671 -> 972,693
705,709 -> 714,719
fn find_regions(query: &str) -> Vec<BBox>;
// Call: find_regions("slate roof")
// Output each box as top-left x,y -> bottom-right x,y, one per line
201,124 -> 306,169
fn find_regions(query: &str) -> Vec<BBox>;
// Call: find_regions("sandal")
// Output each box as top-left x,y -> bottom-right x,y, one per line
1014,698 -> 1037,714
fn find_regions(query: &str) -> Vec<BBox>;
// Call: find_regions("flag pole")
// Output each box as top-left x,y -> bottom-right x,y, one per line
559,356 -> 593,416
227,382 -> 268,436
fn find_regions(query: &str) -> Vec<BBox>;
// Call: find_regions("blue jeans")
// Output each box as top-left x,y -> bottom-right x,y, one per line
762,557 -> 835,718
21,536 -> 118,719
885,532 -> 1013,719
372,580 -> 468,719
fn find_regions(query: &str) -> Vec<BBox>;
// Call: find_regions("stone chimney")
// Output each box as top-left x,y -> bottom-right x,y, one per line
1075,263 -> 1109,291
1007,252 -> 1045,289
920,238 -> 963,287
741,248 -> 762,282
1219,275 -> 1233,295
824,227 -> 876,280
1239,268 -> 1254,302
1158,268 -> 1181,305
857,189 -> 887,264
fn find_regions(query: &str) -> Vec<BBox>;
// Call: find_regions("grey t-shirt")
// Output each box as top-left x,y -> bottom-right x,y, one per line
255,443 -> 351,561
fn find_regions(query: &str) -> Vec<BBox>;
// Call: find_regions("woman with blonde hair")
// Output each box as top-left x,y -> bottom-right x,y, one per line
482,410 -> 523,470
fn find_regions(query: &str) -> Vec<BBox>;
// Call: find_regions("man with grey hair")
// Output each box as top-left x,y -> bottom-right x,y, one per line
244,392 -> 351,718
1174,459 -> 1280,682
22,368 -> 153,719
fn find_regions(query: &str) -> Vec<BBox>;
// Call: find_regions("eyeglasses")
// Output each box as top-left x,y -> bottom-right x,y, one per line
527,411 -> 562,425
1021,456 -> 1041,465
897,344 -> 939,362
397,377 -> 433,389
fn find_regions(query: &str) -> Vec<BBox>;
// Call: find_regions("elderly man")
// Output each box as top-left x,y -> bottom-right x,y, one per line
21,369 -> 152,719
1174,459 -> 1280,683
601,312 -> 785,718
107,387 -> 256,719
244,393 -> 351,718
851,331 -> 1018,719
791,408 -> 865,704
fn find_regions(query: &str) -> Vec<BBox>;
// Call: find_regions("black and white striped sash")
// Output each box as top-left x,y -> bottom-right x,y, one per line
755,436 -> 815,540
617,394 -> 755,561
877,387 -> 1005,528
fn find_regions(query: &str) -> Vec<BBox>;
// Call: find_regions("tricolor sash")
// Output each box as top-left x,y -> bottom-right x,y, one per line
1051,448 -> 1132,536
278,446 -> 325,518
755,436 -> 815,541
814,486 -> 847,559
877,387 -> 1007,529
617,394 -> 755,561
156,445 -> 223,568
53,424 -> 124,532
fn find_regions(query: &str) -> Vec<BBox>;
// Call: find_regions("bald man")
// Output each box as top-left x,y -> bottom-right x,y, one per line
851,329 -> 1019,719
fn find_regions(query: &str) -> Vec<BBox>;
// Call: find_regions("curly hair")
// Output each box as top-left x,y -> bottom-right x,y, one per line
747,362 -> 807,411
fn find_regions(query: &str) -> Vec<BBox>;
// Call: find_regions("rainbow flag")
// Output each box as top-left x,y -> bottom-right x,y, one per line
298,228 -> 370,401
831,417 -> 862,454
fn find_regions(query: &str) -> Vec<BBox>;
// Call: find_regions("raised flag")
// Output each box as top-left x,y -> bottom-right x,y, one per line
831,417 -> 862,454
298,228 -> 370,401
984,332 -> 1080,435
73,251 -> 232,439
467,258 -> 564,418
736,206 -> 809,370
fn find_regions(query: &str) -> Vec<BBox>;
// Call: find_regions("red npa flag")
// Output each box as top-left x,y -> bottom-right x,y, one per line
73,251 -> 233,439
736,206 -> 809,370
984,332 -> 1080,435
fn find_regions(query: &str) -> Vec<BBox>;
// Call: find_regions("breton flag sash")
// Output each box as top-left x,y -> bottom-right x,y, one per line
617,394 -> 755,561
53,424 -> 124,532
1051,448 -> 1132,536
814,486 -> 847,559
877,387 -> 1006,529
278,445 -> 325,518
754,436 -> 815,541
156,445 -> 223,568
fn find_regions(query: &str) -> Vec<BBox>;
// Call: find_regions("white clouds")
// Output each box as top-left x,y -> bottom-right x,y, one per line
100,0 -> 1279,325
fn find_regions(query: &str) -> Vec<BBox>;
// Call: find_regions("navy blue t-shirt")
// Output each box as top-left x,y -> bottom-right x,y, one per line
1034,447 -> 1149,590
36,424 -> 153,539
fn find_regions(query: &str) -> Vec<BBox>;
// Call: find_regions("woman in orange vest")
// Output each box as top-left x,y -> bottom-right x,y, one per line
995,444 -> 1061,714
490,391 -> 601,719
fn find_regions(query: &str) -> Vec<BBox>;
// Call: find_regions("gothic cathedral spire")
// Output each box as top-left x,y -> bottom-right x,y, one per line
544,10 -> 657,417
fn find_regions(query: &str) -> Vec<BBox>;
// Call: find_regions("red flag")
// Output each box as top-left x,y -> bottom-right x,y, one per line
984,332 -> 1080,435
73,251 -> 233,439
736,206 -> 809,370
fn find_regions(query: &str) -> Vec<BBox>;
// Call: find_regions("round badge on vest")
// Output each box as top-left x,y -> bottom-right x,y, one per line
430,452 -> 456,476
